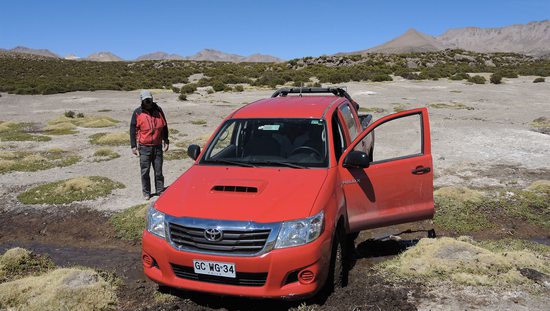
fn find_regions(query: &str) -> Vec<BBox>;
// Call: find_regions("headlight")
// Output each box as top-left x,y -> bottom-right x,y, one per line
275,211 -> 324,249
147,205 -> 166,238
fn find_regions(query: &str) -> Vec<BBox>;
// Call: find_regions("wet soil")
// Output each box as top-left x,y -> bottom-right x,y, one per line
0,207 -> 426,310
2,206 -> 548,310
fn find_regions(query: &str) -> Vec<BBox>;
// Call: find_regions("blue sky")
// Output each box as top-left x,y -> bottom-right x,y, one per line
1,0 -> 548,60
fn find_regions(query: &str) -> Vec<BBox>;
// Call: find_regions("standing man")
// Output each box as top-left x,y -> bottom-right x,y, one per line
130,90 -> 169,200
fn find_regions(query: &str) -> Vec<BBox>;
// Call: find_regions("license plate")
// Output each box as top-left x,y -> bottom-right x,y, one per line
193,260 -> 236,278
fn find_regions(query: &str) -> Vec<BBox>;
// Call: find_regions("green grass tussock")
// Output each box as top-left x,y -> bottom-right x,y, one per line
428,102 -> 474,110
109,204 -> 148,241
0,150 -> 80,174
89,132 -> 128,146
0,248 -> 54,283
0,267 -> 118,311
191,119 -> 207,126
359,107 -> 386,113
379,237 -> 550,288
92,148 -> 120,162
434,181 -> 550,233
49,115 -> 119,128
17,176 -> 125,204
531,117 -> 550,134
164,149 -> 189,161
44,121 -> 78,135
0,121 -> 51,142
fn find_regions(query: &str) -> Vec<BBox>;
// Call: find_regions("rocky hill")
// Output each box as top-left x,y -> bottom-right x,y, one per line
6,46 -> 59,58
438,20 -> 550,57
85,52 -> 124,62
136,52 -> 185,61
342,20 -> 550,57
186,49 -> 282,62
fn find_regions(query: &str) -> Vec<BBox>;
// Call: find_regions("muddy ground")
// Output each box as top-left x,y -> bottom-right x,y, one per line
1,76 -> 549,310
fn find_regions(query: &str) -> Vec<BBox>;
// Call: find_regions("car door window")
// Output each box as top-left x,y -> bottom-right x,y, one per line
331,112 -> 346,162
354,113 -> 422,163
339,103 -> 359,142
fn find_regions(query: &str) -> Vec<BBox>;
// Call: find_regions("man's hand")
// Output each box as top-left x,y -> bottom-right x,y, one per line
132,147 -> 139,156
163,142 -> 169,152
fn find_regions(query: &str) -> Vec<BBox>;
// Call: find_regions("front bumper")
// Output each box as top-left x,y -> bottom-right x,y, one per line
142,229 -> 332,299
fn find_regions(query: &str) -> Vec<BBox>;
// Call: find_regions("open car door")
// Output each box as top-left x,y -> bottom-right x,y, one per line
338,108 -> 434,232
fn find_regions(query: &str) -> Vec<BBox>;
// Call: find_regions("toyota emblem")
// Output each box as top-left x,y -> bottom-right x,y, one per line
204,228 -> 223,242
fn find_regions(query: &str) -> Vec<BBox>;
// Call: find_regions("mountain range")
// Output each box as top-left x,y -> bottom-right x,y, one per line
0,47 -> 283,63
3,20 -> 550,61
344,20 -> 550,57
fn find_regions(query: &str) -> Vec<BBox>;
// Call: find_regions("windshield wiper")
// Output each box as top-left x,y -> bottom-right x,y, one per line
204,159 -> 256,167
249,161 -> 308,169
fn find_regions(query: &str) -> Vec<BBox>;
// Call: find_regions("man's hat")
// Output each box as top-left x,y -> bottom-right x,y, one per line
140,90 -> 153,101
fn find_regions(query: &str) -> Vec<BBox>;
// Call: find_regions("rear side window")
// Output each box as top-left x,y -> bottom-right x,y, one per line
339,104 -> 359,142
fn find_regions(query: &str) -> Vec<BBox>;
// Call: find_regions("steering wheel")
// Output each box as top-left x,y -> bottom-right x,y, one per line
290,146 -> 322,158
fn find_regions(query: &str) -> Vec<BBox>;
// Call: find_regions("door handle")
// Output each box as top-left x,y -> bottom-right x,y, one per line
411,166 -> 431,175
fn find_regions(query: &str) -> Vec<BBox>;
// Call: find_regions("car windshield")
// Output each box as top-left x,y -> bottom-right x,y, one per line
201,118 -> 328,168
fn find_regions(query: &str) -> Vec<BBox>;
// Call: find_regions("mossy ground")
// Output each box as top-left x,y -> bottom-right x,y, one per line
89,132 -> 128,146
0,121 -> 51,142
109,204 -> 147,241
17,176 -> 125,204
0,150 -> 80,174
378,237 -> 550,289
92,148 -> 120,162
434,181 -> 550,233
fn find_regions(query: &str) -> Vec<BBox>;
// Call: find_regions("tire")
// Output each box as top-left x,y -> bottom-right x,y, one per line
328,228 -> 347,291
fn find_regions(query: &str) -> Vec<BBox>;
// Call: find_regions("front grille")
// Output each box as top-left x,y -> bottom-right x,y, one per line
169,223 -> 271,255
171,263 -> 267,287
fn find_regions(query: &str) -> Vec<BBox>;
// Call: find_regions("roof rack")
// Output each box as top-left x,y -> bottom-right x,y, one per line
271,87 -> 358,109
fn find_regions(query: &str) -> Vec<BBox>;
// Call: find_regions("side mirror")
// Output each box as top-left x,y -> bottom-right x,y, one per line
342,151 -> 370,168
187,144 -> 201,160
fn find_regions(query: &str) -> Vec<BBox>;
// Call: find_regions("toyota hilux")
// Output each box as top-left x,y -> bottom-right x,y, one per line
141,87 -> 434,298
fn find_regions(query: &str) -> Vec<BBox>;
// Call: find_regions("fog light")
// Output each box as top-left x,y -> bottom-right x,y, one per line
298,270 -> 315,284
142,254 -> 154,268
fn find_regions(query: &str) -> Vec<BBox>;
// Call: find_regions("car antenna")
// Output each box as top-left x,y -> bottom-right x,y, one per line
299,82 -> 303,97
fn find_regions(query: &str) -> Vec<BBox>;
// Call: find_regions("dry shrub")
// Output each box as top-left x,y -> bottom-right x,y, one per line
0,268 -> 117,311
380,237 -> 550,288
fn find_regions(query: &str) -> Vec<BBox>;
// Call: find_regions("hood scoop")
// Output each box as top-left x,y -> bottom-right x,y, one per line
211,185 -> 258,193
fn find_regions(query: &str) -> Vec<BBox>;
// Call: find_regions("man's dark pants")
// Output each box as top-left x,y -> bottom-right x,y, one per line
139,145 -> 164,196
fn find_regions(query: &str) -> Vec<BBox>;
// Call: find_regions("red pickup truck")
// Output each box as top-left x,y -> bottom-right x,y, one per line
142,87 -> 434,299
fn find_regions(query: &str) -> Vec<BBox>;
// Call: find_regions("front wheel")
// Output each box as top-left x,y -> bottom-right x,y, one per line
328,229 -> 348,291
